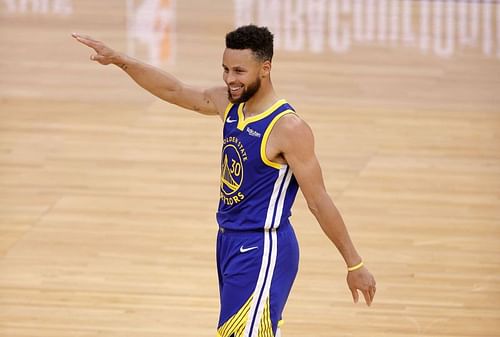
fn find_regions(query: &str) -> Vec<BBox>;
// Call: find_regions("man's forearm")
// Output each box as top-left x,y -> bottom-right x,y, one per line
310,195 -> 362,267
112,53 -> 183,103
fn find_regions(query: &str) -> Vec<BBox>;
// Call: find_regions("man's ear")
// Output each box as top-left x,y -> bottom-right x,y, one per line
261,60 -> 272,78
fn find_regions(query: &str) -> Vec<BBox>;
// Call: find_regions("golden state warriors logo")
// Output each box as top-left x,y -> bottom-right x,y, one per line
220,136 -> 248,205
221,144 -> 243,194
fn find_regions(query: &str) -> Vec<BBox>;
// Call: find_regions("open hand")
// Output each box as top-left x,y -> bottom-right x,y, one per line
347,266 -> 376,306
72,33 -> 119,65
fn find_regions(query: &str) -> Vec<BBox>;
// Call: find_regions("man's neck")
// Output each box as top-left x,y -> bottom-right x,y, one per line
243,86 -> 278,118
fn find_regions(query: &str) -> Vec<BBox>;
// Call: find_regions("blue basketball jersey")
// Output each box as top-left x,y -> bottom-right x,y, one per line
217,99 -> 299,231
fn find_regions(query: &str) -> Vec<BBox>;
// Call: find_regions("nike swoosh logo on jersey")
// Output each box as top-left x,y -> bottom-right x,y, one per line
240,245 -> 258,253
226,117 -> 237,123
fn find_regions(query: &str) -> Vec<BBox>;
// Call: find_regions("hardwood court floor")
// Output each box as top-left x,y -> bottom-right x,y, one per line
1,1 -> 499,336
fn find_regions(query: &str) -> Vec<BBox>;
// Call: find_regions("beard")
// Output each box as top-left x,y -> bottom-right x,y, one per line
227,77 -> 261,104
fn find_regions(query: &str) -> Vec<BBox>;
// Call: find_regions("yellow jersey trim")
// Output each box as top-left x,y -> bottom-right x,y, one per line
260,109 -> 295,169
223,102 -> 234,121
237,99 -> 287,131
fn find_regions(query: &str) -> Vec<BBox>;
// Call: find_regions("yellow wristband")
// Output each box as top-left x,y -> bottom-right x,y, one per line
347,261 -> 364,272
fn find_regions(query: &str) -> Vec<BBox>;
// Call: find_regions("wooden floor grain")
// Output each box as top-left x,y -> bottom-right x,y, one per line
1,1 -> 499,336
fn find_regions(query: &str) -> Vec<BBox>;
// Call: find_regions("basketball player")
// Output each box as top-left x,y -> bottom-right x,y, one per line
72,25 -> 376,337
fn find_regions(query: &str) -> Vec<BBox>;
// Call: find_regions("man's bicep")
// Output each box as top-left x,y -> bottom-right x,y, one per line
281,120 -> 328,203
288,149 -> 328,204
175,85 -> 228,118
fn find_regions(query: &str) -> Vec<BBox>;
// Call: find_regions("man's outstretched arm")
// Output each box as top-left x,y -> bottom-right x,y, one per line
72,33 -> 228,118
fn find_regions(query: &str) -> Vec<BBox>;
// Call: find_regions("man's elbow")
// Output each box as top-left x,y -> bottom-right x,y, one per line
306,191 -> 330,218
307,201 -> 320,218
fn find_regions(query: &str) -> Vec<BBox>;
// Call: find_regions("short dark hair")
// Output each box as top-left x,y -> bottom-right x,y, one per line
225,25 -> 274,62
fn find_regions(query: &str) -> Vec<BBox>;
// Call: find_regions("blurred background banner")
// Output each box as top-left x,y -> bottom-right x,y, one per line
235,0 -> 500,58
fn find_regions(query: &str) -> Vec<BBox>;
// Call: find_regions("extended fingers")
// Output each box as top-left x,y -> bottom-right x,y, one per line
347,268 -> 377,307
350,287 -> 359,304
72,33 -> 100,50
369,286 -> 376,302
362,289 -> 372,306
72,32 -> 96,42
365,280 -> 376,306
362,284 -> 377,306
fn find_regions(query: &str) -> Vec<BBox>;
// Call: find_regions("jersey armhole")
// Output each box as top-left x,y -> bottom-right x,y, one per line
223,102 -> 234,121
260,110 -> 295,169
